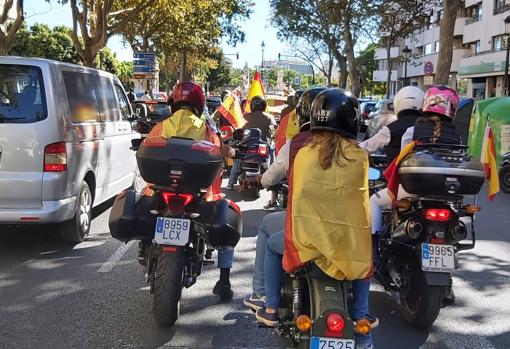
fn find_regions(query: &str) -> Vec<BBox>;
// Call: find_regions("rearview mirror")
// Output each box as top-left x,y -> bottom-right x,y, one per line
368,167 -> 381,181
131,102 -> 148,119
130,138 -> 142,151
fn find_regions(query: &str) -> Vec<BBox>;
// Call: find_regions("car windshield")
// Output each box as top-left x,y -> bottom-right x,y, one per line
147,102 -> 171,119
0,64 -> 47,123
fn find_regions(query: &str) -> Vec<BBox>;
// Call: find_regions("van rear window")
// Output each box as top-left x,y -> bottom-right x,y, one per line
0,64 -> 48,123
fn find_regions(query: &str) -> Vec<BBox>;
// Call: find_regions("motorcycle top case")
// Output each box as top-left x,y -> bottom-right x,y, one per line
136,137 -> 224,191
398,147 -> 485,196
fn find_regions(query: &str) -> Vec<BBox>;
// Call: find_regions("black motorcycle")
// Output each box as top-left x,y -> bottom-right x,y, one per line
109,137 -> 242,327
231,128 -> 270,197
371,143 -> 484,328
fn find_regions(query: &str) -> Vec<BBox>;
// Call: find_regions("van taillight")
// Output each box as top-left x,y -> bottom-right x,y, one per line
44,142 -> 67,172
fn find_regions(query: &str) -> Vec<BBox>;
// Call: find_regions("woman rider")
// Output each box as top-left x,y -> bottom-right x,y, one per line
253,88 -> 376,349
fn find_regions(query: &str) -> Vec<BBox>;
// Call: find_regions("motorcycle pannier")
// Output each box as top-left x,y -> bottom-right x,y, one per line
398,147 -> 485,196
136,137 -> 224,191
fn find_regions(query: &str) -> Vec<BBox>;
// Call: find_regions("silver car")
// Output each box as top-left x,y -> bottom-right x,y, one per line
366,99 -> 397,138
0,57 -> 139,242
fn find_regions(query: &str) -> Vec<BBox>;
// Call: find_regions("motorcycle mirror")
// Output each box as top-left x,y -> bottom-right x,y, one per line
130,138 -> 142,151
368,167 -> 381,180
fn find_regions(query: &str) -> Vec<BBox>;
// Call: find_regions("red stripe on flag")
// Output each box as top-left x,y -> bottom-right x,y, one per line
218,105 -> 239,128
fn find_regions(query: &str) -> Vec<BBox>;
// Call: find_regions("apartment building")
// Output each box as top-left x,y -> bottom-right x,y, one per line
373,0 -> 510,99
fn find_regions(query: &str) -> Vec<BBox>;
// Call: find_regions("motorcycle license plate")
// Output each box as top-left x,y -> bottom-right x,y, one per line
227,158 -> 234,166
310,337 -> 355,349
154,217 -> 190,246
421,243 -> 455,272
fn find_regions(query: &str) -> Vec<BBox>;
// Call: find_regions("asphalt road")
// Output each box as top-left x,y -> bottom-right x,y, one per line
0,183 -> 509,349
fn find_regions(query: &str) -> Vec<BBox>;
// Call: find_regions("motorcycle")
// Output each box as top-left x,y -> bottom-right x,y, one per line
109,136 -> 242,327
370,142 -> 484,328
230,128 -> 270,197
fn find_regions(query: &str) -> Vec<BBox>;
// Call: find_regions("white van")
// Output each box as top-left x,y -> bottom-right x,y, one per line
0,57 -> 139,242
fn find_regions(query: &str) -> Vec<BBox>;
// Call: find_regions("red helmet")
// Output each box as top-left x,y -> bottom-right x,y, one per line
172,81 -> 205,116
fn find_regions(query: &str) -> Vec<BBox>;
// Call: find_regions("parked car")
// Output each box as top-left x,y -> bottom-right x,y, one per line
360,101 -> 378,120
134,99 -> 171,123
206,96 -> 222,114
0,57 -> 140,242
366,99 -> 396,137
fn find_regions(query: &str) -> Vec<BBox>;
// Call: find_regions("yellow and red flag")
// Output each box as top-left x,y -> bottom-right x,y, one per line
244,71 -> 265,113
217,94 -> 246,129
383,141 -> 416,200
481,124 -> 500,201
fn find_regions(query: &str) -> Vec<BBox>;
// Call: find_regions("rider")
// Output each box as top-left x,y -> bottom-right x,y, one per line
370,86 -> 461,237
243,87 -> 326,308
145,81 -> 236,300
251,88 -> 376,349
226,96 -> 276,190
359,86 -> 424,163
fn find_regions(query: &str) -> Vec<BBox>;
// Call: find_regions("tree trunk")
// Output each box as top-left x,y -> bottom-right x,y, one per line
343,18 -> 361,97
386,43 -> 392,99
0,0 -> 24,55
435,0 -> 460,85
179,52 -> 187,81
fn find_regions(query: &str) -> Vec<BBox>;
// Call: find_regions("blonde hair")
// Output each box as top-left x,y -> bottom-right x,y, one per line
307,131 -> 357,170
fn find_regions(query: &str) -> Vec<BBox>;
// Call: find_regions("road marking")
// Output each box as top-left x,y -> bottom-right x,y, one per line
97,241 -> 134,273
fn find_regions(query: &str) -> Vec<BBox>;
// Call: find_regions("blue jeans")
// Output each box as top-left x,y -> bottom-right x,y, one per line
263,232 -> 373,346
252,211 -> 286,296
228,159 -> 241,186
218,247 -> 234,269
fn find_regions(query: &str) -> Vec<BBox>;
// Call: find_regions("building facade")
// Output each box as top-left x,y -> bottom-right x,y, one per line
373,0 -> 510,99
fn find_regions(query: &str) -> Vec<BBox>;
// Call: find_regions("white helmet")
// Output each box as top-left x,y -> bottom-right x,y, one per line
394,86 -> 424,117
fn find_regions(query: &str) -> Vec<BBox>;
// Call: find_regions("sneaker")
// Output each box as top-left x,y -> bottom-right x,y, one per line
226,184 -> 235,190
243,293 -> 265,312
355,343 -> 374,349
213,280 -> 233,300
255,307 -> 279,327
263,200 -> 279,210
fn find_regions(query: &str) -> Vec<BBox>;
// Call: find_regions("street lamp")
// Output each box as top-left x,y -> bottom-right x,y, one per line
504,16 -> 510,96
402,46 -> 412,87
261,41 -> 265,69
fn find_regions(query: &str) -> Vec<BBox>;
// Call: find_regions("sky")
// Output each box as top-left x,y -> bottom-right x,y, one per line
24,0 -> 286,69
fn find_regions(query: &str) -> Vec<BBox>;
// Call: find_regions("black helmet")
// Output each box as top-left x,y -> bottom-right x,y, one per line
250,95 -> 267,112
310,88 -> 358,139
296,87 -> 326,127
294,89 -> 305,104
221,90 -> 232,102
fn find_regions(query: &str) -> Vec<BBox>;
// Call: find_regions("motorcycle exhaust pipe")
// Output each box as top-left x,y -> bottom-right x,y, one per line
392,219 -> 423,241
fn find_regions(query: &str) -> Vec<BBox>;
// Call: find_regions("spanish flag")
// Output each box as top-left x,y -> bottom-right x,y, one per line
383,141 -> 416,200
217,94 -> 246,129
481,124 -> 500,201
244,71 -> 265,113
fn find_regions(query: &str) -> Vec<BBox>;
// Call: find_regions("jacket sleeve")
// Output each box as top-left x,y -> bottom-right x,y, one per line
261,140 -> 290,188
359,126 -> 391,154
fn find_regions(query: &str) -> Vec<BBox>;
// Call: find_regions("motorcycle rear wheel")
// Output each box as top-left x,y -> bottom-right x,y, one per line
153,250 -> 184,327
399,261 -> 442,329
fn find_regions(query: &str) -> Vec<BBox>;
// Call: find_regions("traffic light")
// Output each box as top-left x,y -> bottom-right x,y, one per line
236,52 -> 239,60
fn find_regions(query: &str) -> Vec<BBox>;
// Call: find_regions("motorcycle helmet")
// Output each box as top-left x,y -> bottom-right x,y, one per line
394,86 -> 425,117
310,88 -> 358,139
422,85 -> 459,120
250,95 -> 267,112
172,81 -> 206,116
294,89 -> 305,106
296,87 -> 326,127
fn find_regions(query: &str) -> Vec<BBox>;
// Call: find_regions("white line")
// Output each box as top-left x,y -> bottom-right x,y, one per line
97,241 -> 135,273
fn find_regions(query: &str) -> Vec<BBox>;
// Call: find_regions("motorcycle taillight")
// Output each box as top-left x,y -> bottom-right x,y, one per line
257,144 -> 268,156
161,192 -> 193,213
424,208 -> 452,222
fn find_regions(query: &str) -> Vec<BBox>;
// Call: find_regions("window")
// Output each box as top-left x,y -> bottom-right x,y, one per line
114,84 -> 131,120
63,72 -> 100,123
425,16 -> 433,30
0,65 -> 47,123
493,35 -> 508,51
494,0 -> 510,14
474,40 -> 481,54
425,43 -> 433,55
436,10 -> 443,24
96,77 -> 119,122
434,41 -> 440,53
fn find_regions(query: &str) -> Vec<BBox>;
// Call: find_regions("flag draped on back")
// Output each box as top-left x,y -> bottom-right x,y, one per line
481,123 -> 500,201
217,94 -> 246,129
383,141 -> 416,200
244,71 -> 265,113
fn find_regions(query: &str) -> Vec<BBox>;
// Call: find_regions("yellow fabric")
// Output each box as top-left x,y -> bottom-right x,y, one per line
285,109 -> 299,140
290,142 -> 372,280
161,109 -> 206,141
244,71 -> 265,113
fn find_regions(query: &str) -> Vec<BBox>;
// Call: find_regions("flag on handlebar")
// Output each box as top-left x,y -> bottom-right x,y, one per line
481,124 -> 499,201
217,94 -> 246,129
244,71 -> 265,114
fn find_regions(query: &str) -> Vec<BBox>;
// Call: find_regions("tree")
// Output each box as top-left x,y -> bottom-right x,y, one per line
207,51 -> 234,92
0,0 -> 24,55
378,0 -> 434,97
356,43 -> 381,96
435,0 -> 460,85
9,24 -> 81,64
291,38 -> 334,85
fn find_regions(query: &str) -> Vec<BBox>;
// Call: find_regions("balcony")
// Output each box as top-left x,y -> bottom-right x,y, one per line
373,70 -> 398,82
375,47 -> 399,60
465,15 -> 482,25
459,49 -> 507,75
454,17 -> 466,36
